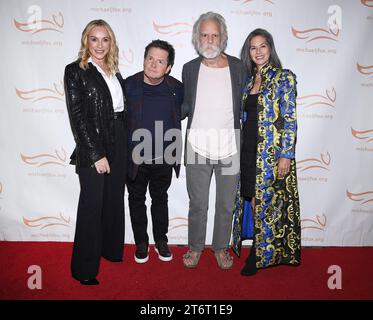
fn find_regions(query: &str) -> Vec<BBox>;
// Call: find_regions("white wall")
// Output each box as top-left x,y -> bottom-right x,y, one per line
1,0 -> 372,246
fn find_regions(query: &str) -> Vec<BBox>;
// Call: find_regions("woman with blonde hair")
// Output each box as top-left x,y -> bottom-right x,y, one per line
64,19 -> 127,285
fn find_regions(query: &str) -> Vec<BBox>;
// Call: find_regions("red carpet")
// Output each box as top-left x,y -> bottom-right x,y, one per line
0,242 -> 372,300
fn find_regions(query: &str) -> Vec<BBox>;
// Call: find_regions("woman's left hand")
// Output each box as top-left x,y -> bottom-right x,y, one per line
277,157 -> 291,179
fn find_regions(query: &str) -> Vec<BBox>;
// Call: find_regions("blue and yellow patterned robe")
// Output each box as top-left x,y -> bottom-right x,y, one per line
232,64 -> 301,269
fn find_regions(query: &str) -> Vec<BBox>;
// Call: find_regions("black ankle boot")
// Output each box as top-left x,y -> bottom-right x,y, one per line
80,278 -> 99,285
240,245 -> 257,276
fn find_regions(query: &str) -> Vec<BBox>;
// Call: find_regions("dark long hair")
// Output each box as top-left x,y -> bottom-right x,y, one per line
240,28 -> 282,76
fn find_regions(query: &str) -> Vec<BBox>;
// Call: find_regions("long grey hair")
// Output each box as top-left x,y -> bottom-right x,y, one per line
192,12 -> 228,55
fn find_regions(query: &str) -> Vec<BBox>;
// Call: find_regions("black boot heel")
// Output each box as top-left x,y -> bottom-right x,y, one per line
240,245 -> 257,276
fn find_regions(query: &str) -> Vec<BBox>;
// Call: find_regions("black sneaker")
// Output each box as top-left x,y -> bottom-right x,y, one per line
135,242 -> 149,263
155,241 -> 173,262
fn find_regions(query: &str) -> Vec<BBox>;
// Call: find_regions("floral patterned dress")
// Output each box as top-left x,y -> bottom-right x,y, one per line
232,64 -> 301,269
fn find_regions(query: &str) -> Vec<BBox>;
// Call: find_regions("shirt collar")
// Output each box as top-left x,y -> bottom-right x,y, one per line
259,63 -> 273,76
88,57 -> 114,77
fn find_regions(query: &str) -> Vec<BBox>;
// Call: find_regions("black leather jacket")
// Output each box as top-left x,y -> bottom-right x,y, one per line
64,60 -> 127,171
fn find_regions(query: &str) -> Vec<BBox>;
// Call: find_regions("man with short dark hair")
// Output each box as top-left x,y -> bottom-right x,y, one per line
125,40 -> 183,263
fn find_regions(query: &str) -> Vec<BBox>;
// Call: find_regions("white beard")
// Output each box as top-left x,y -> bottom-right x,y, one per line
199,44 -> 222,59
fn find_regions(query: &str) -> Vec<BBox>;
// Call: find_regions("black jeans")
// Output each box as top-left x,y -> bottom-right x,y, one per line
71,119 -> 126,281
127,164 -> 173,245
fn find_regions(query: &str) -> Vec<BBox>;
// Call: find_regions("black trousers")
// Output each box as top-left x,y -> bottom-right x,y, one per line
71,119 -> 126,281
127,164 -> 172,245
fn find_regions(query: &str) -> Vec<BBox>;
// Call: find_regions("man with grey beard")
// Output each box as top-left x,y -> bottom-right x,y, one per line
181,12 -> 247,269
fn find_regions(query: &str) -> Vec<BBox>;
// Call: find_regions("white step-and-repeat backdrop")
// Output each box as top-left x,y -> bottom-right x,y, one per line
1,0 -> 372,246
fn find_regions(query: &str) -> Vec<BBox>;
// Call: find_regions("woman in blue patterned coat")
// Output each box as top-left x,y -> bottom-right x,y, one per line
232,29 -> 301,276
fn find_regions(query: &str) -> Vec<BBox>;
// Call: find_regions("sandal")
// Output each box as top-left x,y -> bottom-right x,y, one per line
182,250 -> 202,268
214,249 -> 233,270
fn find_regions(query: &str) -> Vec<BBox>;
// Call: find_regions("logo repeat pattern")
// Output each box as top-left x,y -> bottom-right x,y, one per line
357,63 -> 373,78
23,213 -> 71,229
346,190 -> 373,205
2,1 -> 371,244
351,128 -> 373,142
153,20 -> 193,36
361,0 -> 373,7
301,214 -> 327,231
168,217 -> 188,232
291,26 -> 339,42
297,88 -> 336,109
119,48 -> 134,67
233,0 -> 274,4
15,81 -> 65,103
14,12 -> 64,34
20,148 -> 67,167
296,152 -> 331,172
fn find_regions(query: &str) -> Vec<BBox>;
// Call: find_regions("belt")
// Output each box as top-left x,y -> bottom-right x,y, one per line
113,111 -> 124,120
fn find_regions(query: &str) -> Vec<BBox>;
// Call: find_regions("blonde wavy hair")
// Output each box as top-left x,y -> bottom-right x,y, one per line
78,19 -> 119,74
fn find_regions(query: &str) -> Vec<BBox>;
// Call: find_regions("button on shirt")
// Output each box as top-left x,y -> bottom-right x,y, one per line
89,57 -> 124,112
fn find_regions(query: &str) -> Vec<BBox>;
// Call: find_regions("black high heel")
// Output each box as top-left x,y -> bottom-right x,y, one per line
80,278 -> 99,285
240,243 -> 257,276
